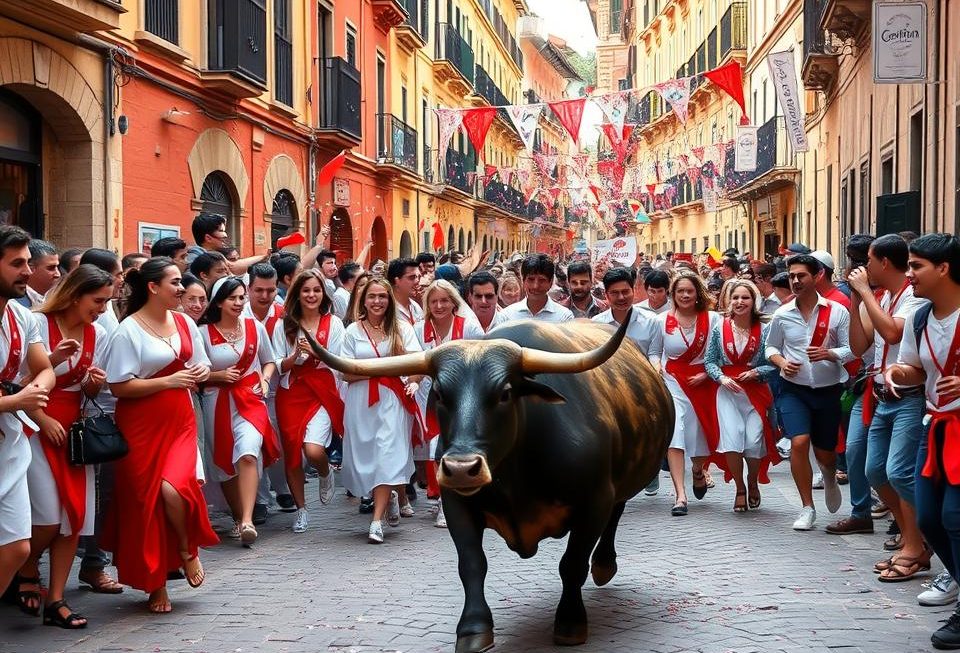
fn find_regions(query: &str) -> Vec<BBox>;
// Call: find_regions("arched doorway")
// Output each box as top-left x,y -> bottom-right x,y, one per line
0,90 -> 42,237
447,225 -> 455,252
399,230 -> 413,258
200,172 -> 238,244
458,228 -> 465,252
371,216 -> 387,263
482,234 -> 488,251
269,189 -> 298,249
467,231 -> 474,251
330,207 -> 353,263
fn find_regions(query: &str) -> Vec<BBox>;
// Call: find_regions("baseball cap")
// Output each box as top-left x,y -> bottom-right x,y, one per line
786,242 -> 811,255
810,250 -> 835,271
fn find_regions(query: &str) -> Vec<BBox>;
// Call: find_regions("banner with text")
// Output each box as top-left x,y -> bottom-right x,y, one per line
591,236 -> 638,266
766,50 -> 809,152
874,1 -> 927,83
734,125 -> 759,172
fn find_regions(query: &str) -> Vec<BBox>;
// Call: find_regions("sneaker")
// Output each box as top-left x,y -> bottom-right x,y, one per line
358,497 -> 373,514
825,516 -> 874,535
435,501 -> 447,529
776,437 -> 791,460
228,522 -> 241,539
920,572 -> 959,607
252,503 -> 268,525
644,475 -> 660,496
792,506 -> 817,531
292,508 -> 308,533
872,500 -> 891,519
932,604 -> 960,649
820,465 -> 842,513
276,493 -> 297,512
812,472 -> 824,490
387,491 -> 401,527
400,504 -> 415,518
318,470 -> 336,505
368,520 -> 384,544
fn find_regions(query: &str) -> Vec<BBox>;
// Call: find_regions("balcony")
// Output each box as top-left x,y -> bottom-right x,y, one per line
376,114 -> 418,176
801,0 -> 840,91
443,148 -> 473,195
720,1 -> 748,62
474,65 -> 510,107
394,0 -> 427,52
725,116 -> 800,199
371,0 -> 406,33
202,0 -> 268,98
820,0 -> 871,42
318,57 -> 361,146
435,23 -> 475,96
8,0 -> 125,35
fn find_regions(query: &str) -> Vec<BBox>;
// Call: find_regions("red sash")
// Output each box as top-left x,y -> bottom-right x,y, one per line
722,318 -> 761,366
924,315 -> 960,409
664,311 -> 723,472
361,323 -> 427,442
921,410 -> 960,484
421,316 -> 466,440
209,320 -> 280,476
156,312 -> 193,378
809,302 -> 833,349
275,314 -> 345,472
0,306 -> 22,382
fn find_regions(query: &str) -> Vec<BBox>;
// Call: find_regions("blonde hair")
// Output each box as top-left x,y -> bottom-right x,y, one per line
38,264 -> 114,316
724,279 -> 766,323
670,270 -> 715,312
422,279 -> 467,324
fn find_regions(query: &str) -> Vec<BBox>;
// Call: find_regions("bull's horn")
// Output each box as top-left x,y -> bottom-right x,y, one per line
519,308 -> 631,375
301,328 -> 431,377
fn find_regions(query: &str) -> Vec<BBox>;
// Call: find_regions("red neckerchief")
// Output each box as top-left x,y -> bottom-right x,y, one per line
809,301 -> 833,349
47,315 -> 95,389
924,312 -> 960,409
153,312 -> 194,378
722,317 -> 761,366
423,315 -> 465,347
0,306 -> 23,382
666,310 -> 709,364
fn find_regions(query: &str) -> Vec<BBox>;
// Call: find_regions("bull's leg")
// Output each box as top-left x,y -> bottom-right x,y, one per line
554,510 -> 609,646
443,493 -> 494,653
590,501 -> 626,586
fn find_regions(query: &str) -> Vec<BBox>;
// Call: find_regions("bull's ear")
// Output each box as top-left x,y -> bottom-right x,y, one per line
515,378 -> 567,404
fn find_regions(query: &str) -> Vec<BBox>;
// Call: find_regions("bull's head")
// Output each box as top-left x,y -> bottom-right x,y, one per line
302,313 -> 630,496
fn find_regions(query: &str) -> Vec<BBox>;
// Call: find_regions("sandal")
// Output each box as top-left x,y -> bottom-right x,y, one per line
16,575 -> 42,616
670,501 -> 688,517
239,523 -> 258,547
874,555 -> 898,574
78,569 -> 124,594
733,491 -> 748,513
748,484 -> 761,510
883,533 -> 904,551
43,600 -> 87,629
878,554 -> 932,583
148,588 -> 172,614
692,469 -> 708,500
180,553 -> 205,588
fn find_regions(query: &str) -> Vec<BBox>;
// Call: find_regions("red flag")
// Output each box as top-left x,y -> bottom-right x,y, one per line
461,108 -> 498,160
703,61 -> 747,120
646,183 -> 657,196
622,124 -> 635,143
548,98 -> 587,145
484,164 -> 498,178
601,122 -> 622,145
692,146 -> 706,163
276,232 -> 306,249
318,149 -> 347,185
432,222 -> 444,251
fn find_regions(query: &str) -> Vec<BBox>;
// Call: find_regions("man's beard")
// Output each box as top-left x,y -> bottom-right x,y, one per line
0,278 -> 27,300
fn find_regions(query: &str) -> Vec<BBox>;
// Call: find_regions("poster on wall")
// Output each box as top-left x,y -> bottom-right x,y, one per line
591,236 -> 637,266
734,125 -> 759,172
138,223 -> 180,255
874,1 -> 927,83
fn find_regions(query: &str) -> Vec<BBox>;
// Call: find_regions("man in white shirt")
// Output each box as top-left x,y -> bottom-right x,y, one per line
499,254 -> 573,324
766,254 -> 855,531
17,240 -> 60,309
638,269 -> 672,315
591,268 -> 660,357
754,263 -> 782,315
888,234 -> 960,647
466,271 -> 505,333
388,257 -> 424,326
333,262 -> 361,320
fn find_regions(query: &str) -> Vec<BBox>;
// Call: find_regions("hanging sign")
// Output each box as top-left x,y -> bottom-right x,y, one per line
591,236 -> 637,266
873,1 -> 927,83
333,178 -> 350,207
734,125 -> 759,172
766,50 -> 809,153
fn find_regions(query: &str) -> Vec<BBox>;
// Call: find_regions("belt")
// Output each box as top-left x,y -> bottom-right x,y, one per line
873,384 -> 924,403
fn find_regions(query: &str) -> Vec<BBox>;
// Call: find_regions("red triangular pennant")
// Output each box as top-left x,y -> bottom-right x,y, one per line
461,108 -> 498,161
703,61 -> 747,120
318,149 -> 348,185
548,98 -> 587,145
432,222 -> 444,251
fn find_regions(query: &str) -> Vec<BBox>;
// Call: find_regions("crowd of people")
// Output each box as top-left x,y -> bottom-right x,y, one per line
0,214 -> 959,649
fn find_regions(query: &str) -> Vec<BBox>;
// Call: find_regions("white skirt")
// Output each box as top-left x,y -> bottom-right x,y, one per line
0,429 -> 31,545
27,434 -> 94,536
202,391 -> 265,483
664,373 -> 711,457
716,387 -> 766,458
304,407 -> 333,448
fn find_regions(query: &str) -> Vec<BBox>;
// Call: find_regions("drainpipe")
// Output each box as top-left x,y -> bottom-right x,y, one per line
928,0 -> 940,231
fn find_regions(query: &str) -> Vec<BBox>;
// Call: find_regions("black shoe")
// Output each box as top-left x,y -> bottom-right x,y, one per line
252,503 -> 268,525
932,606 -> 960,649
358,497 -> 374,514
405,482 -> 417,502
887,519 -> 900,536
276,494 -> 296,513
328,451 -> 342,467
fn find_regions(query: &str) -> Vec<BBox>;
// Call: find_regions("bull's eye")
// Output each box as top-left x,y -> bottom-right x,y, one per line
500,383 -> 513,403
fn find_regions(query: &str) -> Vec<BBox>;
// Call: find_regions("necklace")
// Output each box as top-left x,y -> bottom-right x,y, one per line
135,314 -> 181,359
215,322 -> 244,357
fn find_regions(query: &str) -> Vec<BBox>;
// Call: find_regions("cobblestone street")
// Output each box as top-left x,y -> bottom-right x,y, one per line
1,466 -> 947,653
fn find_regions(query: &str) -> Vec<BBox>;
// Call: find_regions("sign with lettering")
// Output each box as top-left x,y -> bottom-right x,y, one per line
333,178 -> 350,207
874,1 -> 927,83
591,236 -> 637,267
766,50 -> 809,152
734,125 -> 759,172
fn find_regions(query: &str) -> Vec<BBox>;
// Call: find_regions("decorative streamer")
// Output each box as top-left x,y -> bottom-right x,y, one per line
548,98 -> 588,145
703,60 -> 747,120
593,91 -> 630,137
506,104 -> 543,153
434,109 -> 463,159
654,78 -> 692,124
461,108 -> 498,161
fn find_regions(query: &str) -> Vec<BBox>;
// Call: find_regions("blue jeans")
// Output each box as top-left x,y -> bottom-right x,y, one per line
865,394 -> 925,507
843,395 -> 872,520
915,419 -> 960,581
78,462 -> 114,570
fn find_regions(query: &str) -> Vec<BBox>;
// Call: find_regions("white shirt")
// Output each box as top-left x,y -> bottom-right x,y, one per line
105,315 -> 211,383
765,294 -> 854,388
0,301 -> 43,438
648,311 -> 721,366
35,316 -> 109,392
396,299 -> 424,327
873,284 -> 928,386
198,320 -> 275,395
591,304 -> 660,356
96,300 -> 121,334
499,297 -> 574,324
414,316 -> 485,348
760,293 -> 781,316
477,310 -> 508,333
897,306 -> 960,413
638,298 -> 672,315
332,287 -> 351,320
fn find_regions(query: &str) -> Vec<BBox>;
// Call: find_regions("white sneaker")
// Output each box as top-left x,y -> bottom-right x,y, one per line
820,465 -> 842,513
387,491 -> 401,527
812,472 -> 824,490
292,508 -> 308,533
400,504 -> 415,518
435,501 -> 447,529
919,571 -> 959,606
368,520 -> 384,544
644,475 -> 660,496
776,437 -> 792,459
792,506 -> 817,531
318,470 -> 336,505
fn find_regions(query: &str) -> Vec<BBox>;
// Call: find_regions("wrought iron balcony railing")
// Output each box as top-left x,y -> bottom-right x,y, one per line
720,1 -> 748,61
436,23 -> 475,85
475,65 -> 510,107
377,114 -> 418,173
319,57 -> 362,139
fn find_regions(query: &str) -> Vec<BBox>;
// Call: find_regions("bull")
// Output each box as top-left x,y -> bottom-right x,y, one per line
304,312 -> 673,652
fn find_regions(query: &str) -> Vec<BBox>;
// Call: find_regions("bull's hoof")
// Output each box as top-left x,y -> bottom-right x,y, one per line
455,631 -> 494,653
553,621 -> 588,646
591,559 -> 618,586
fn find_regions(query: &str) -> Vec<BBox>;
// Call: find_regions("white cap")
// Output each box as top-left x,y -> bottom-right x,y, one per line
810,250 -> 835,271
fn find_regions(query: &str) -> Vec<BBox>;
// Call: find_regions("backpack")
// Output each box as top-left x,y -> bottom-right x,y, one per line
913,302 -> 934,350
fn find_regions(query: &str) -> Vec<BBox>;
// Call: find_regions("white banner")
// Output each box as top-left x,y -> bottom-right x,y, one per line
591,236 -> 637,267
766,50 -> 809,153
702,178 -> 718,213
874,1 -> 927,83
734,125 -> 759,172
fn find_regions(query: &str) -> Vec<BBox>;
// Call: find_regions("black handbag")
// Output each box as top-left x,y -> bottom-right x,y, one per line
68,398 -> 128,466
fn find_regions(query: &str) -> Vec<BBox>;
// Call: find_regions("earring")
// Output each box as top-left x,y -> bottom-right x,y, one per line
151,290 -> 158,295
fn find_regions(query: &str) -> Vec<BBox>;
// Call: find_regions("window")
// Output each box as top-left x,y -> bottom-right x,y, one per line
679,239 -> 686,253
274,0 -> 293,106
881,154 -> 894,195
609,0 -> 623,34
715,234 -> 721,249
346,24 -> 357,67
826,164 -> 833,252
269,189 -> 297,248
690,237 -> 697,254
146,0 -> 179,44
376,54 -> 386,154
200,172 -> 237,244
859,161 -> 870,232
910,110 -> 924,192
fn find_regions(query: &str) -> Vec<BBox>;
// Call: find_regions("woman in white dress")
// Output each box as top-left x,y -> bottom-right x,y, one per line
17,265 -> 111,628
704,280 -> 779,513
648,271 -> 722,517
274,269 -> 345,534
340,279 -> 424,544
414,280 -> 484,528
198,276 -> 280,546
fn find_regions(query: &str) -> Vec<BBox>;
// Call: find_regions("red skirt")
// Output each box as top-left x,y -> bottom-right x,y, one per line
102,388 -> 219,593
31,389 -> 85,534
275,368 -> 345,473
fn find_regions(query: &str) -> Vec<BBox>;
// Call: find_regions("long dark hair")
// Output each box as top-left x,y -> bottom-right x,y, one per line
38,264 -> 114,316
283,269 -> 332,345
123,256 -> 177,319
199,276 -> 246,325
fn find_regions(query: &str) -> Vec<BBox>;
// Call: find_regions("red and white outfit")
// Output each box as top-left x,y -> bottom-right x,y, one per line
396,300 -> 424,327
199,319 -> 281,482
103,312 -> 219,593
26,316 -> 108,536
0,302 -> 42,546
272,314 -> 346,471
